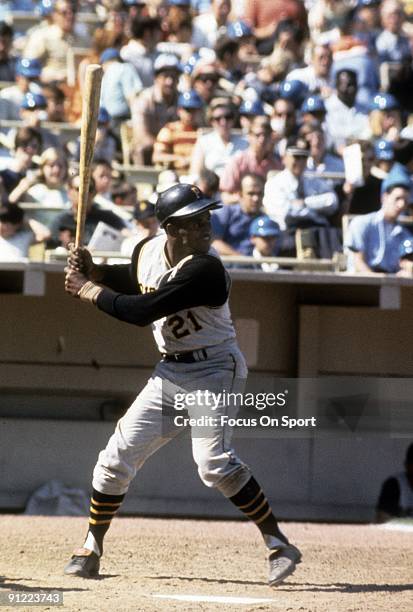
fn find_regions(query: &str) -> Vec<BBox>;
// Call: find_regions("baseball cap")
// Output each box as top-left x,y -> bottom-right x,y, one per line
21,92 -> 47,110
285,136 -> 310,157
167,0 -> 190,5
301,95 -> 326,115
36,0 -> 54,16
178,90 -> 204,109
227,21 -> 253,40
16,58 -> 42,78
134,199 -> 156,221
370,92 -> 400,112
154,53 -> 182,75
249,216 -> 280,238
399,238 -> 413,259
239,99 -> 266,117
374,139 -> 394,161
98,107 -> 111,124
99,48 -> 121,64
381,162 -> 411,194
278,79 -> 308,106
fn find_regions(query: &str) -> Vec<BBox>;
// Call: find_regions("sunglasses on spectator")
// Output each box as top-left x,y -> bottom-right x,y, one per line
212,113 -> 234,122
197,74 -> 219,83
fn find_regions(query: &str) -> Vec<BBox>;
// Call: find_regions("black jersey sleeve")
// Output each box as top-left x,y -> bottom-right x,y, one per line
376,477 -> 401,516
96,254 -> 229,327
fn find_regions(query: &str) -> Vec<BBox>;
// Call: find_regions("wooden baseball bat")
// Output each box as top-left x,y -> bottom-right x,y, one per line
75,64 -> 103,247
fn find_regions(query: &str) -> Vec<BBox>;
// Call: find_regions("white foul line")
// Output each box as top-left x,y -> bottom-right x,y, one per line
153,594 -> 277,605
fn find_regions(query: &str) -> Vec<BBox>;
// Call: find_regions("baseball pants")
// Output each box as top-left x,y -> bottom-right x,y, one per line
92,339 -> 252,498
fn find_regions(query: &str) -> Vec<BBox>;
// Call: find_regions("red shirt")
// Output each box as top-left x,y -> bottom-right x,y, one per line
219,148 -> 282,194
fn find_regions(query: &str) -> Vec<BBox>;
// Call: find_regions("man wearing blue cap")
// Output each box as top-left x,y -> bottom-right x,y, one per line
346,162 -> 413,273
153,90 -> 204,171
249,215 -> 281,271
0,58 -> 42,119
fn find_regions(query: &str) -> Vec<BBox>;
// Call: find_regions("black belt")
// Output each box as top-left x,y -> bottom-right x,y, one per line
162,348 -> 208,363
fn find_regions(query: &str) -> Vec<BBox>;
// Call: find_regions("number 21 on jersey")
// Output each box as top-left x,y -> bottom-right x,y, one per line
167,310 -> 203,339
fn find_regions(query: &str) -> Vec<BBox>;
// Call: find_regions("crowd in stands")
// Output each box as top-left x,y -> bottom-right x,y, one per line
0,0 -> 413,275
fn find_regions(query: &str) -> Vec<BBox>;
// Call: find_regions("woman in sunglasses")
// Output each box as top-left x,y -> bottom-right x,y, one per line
190,97 -> 248,179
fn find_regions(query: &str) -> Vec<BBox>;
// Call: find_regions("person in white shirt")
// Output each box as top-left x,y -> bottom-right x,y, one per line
324,69 -> 370,155
190,98 -> 248,178
263,136 -> 338,231
192,0 -> 231,50
286,43 -> 333,97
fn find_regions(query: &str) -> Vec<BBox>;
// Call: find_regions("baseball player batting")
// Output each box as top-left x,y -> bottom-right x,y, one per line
63,183 -> 301,586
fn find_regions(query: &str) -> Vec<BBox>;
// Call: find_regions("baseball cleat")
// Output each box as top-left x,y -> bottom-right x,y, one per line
64,548 -> 100,578
268,544 -> 302,587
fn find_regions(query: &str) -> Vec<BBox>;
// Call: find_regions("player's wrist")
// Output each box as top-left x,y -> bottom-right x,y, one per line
77,281 -> 103,305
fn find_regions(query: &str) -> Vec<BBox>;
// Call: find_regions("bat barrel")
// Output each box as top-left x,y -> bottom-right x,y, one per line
75,64 -> 103,248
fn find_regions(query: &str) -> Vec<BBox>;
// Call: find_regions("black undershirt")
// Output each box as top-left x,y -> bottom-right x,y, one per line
95,241 -> 229,327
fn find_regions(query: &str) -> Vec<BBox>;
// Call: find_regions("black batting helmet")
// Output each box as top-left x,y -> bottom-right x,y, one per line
155,183 -> 221,226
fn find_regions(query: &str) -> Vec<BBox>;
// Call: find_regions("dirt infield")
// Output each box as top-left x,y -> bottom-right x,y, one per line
0,516 -> 412,611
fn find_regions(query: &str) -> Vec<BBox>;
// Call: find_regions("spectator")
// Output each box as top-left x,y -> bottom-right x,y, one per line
153,90 -> 204,172
344,140 -> 382,215
226,20 -> 258,63
99,48 -> 143,127
189,97 -> 248,178
398,237 -> 413,277
220,115 -> 282,202
18,93 -> 61,151
376,442 -> 413,522
14,146 -> 70,208
300,122 -> 344,175
0,58 -> 42,120
371,139 -> 395,179
299,95 -> 327,127
74,107 -> 121,164
345,162 -> 412,273
0,22 -> 16,82
0,203 -> 50,261
120,197 -> 160,257
42,84 -> 66,123
196,168 -> 220,198
191,61 -> 222,106
263,136 -> 338,231
249,214 -> 282,271
287,43 -> 333,97
23,0 -> 90,83
375,0 -> 411,63
368,93 -> 402,141
324,69 -> 370,154
0,127 -> 42,203
260,19 -> 306,80
214,35 -> 244,85
211,173 -> 265,256
241,0 -> 308,56
238,98 -> 266,134
92,159 -> 133,226
120,16 -> 162,87
131,53 -> 181,165
271,97 -> 298,157
191,0 -> 232,50
159,0 -> 194,54
49,175 -> 128,249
